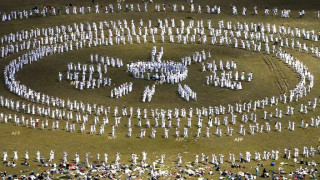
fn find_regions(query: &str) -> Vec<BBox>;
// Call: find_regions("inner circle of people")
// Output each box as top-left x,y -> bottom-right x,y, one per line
0,0 -> 319,179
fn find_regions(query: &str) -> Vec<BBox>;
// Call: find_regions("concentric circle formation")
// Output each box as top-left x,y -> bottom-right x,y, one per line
0,0 -> 320,179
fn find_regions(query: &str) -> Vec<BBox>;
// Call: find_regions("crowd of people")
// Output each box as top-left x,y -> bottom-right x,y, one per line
59,53 -> 124,90
0,145 -> 319,179
127,60 -> 188,84
1,2 -> 320,23
0,0 -> 319,179
0,17 -> 315,141
110,82 -> 133,98
203,59 -> 253,90
178,84 -> 197,101
1,17 -> 320,59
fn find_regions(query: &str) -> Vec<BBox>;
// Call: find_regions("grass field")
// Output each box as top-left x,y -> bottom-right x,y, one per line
0,0 -> 320,179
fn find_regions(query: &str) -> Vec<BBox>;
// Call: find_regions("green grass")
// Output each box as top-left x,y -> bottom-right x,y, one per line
0,0 -> 320,179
